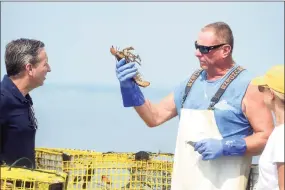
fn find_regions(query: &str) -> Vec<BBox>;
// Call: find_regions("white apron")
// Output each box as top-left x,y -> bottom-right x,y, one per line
170,108 -> 252,190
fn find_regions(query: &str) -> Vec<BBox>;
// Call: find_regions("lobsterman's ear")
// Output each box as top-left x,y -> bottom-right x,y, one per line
222,45 -> 231,58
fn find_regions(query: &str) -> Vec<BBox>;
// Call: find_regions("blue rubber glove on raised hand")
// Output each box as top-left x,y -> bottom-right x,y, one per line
194,137 -> 247,160
116,58 -> 145,107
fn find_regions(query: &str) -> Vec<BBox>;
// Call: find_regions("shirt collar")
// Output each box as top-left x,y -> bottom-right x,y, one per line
1,74 -> 33,105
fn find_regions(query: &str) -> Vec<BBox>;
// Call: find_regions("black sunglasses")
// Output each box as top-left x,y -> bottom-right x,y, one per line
195,41 -> 226,54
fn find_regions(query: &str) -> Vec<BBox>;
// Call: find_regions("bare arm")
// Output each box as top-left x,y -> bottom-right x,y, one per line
134,92 -> 177,127
242,83 -> 274,156
277,163 -> 284,190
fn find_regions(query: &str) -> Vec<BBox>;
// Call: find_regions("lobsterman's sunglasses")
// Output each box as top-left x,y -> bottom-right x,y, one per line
195,41 -> 226,54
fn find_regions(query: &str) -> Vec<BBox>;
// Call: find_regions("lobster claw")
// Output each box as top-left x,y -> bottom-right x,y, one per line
137,55 -> 141,62
135,55 -> 141,65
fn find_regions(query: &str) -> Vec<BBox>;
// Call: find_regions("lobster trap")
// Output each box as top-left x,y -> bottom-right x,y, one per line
35,148 -> 174,190
0,165 -> 67,190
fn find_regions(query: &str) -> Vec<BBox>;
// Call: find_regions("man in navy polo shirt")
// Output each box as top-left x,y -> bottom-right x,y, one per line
0,38 -> 51,168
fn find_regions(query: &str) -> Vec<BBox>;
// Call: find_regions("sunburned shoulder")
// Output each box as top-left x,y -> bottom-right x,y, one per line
241,82 -> 267,116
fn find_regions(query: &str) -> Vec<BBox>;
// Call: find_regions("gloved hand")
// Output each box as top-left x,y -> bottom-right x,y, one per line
116,58 -> 145,107
116,58 -> 137,88
194,138 -> 223,160
194,137 -> 247,160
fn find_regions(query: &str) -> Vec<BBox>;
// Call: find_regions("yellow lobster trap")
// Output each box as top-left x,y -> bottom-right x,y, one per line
0,162 -> 67,190
35,148 -> 174,190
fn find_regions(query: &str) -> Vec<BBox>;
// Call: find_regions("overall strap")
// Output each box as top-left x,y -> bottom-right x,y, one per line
181,69 -> 203,108
181,66 -> 246,109
208,66 -> 245,110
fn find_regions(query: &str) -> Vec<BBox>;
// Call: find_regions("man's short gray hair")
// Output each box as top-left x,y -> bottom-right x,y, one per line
202,22 -> 234,54
5,38 -> 45,76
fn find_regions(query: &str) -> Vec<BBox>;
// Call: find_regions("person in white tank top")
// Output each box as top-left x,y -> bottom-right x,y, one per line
251,65 -> 284,190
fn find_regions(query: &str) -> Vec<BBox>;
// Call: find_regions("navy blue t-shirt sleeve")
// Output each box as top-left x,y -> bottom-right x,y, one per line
0,90 -> 7,125
0,85 -> 6,153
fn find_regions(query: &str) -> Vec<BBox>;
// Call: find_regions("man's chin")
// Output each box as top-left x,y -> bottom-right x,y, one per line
38,80 -> 45,87
41,78 -> 47,85
200,64 -> 208,70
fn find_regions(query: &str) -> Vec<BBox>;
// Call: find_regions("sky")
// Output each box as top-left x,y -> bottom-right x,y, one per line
1,2 -> 284,164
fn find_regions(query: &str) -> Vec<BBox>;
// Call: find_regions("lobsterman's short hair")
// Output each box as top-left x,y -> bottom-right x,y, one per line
203,22 -> 234,54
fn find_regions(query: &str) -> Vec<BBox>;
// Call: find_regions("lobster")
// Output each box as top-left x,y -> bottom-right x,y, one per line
110,46 -> 150,88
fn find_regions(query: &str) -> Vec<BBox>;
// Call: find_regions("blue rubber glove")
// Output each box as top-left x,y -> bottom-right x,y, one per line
194,139 -> 223,160
221,137 -> 247,156
116,58 -> 145,107
194,137 -> 247,160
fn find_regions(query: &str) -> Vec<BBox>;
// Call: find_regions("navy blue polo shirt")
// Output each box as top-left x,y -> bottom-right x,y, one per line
0,75 -> 36,168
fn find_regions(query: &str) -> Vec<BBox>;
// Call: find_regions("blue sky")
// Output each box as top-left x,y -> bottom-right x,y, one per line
1,2 -> 284,163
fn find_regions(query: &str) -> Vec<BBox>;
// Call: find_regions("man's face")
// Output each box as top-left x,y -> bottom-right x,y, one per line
258,85 -> 274,110
194,30 -> 225,70
28,48 -> 51,88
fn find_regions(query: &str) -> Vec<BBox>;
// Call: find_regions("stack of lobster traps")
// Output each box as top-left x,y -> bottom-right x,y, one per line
34,148 -> 174,190
1,147 -> 259,190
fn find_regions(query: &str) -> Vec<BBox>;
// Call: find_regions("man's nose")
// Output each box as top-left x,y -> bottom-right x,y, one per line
47,64 -> 51,72
195,48 -> 202,57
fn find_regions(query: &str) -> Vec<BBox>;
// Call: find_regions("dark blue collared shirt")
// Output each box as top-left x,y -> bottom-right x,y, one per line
0,75 -> 37,168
